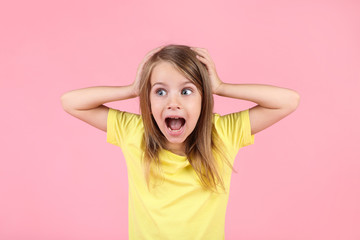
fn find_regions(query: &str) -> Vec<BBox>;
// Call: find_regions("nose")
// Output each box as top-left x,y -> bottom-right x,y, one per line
167,94 -> 182,110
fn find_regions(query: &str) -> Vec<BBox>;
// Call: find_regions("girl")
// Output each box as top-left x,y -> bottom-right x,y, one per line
61,44 -> 300,240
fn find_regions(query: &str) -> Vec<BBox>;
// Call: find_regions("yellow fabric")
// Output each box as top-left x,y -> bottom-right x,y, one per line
107,108 -> 255,240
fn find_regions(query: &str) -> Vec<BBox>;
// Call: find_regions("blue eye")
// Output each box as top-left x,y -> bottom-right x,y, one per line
156,89 -> 166,96
182,88 -> 193,95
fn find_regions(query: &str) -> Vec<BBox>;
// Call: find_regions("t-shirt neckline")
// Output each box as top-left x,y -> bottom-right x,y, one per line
162,149 -> 188,160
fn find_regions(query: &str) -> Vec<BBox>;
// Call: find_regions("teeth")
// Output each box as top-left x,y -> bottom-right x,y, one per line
168,126 -> 183,132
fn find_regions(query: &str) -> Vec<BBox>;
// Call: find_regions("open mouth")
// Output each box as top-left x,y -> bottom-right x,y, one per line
165,117 -> 186,131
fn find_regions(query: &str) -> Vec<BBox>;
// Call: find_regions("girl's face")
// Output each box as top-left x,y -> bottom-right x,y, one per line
149,61 -> 202,154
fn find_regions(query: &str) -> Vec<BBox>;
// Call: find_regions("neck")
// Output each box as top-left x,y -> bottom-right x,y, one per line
165,142 -> 186,156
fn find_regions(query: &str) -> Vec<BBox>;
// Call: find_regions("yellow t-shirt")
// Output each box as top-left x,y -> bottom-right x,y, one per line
107,108 -> 255,240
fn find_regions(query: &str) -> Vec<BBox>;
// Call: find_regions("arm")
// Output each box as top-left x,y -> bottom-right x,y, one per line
60,85 -> 137,132
61,85 -> 137,110
61,45 -> 165,132
215,83 -> 300,135
191,47 -> 300,135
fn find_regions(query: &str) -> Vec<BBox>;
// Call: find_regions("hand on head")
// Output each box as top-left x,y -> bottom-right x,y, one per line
132,45 -> 166,97
132,45 -> 224,97
190,47 -> 223,95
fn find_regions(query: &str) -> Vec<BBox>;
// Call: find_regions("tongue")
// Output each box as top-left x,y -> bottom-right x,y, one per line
168,118 -> 184,130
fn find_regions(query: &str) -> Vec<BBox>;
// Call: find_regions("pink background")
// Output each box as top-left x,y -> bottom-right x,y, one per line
1,0 -> 359,239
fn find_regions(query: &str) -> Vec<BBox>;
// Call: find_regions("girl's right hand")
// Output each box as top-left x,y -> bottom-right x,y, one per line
132,45 -> 165,96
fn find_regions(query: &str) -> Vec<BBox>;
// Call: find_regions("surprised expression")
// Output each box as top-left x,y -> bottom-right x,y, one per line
149,61 -> 202,151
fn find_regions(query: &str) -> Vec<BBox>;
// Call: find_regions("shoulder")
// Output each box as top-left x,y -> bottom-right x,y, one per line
212,110 -> 248,130
108,108 -> 143,126
107,108 -> 144,147
212,110 -> 254,150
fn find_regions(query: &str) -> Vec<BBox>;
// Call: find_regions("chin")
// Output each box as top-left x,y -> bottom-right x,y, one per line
166,138 -> 186,144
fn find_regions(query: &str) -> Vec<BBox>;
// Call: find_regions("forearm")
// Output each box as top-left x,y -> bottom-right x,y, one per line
215,83 -> 300,109
61,85 -> 136,110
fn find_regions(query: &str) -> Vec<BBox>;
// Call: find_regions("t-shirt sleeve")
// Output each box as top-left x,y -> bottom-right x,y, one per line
214,109 -> 255,152
106,108 -> 143,148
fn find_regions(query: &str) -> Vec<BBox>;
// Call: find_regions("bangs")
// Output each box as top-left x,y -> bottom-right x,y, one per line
170,62 -> 204,97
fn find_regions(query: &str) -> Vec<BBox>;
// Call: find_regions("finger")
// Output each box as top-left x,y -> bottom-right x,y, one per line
191,47 -> 208,54
196,54 -> 209,64
153,45 -> 165,52
197,50 -> 211,59
190,47 -> 205,54
147,45 -> 165,56
196,53 -> 211,64
190,47 -> 204,53
191,48 -> 214,66
142,49 -> 160,63
148,48 -> 160,56
192,49 -> 211,60
191,46 -> 206,50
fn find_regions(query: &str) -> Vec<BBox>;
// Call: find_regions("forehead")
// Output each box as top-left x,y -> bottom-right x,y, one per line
150,61 -> 193,86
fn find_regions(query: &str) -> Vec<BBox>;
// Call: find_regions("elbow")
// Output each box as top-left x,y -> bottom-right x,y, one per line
288,90 -> 300,111
60,93 -> 72,111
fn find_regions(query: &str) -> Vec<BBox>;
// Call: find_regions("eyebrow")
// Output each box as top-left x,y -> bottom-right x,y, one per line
151,80 -> 194,88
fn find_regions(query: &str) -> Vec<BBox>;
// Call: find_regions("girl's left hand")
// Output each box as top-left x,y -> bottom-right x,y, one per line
190,47 -> 223,94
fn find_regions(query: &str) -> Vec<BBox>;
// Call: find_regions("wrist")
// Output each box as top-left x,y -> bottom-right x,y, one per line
130,83 -> 139,98
213,82 -> 224,95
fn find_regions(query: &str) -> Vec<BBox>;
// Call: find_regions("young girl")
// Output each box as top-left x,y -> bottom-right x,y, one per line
61,44 -> 300,239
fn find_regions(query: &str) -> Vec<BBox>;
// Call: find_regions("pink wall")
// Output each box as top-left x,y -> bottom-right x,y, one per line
1,0 -> 359,239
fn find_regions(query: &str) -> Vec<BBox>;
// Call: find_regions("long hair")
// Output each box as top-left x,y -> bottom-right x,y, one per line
139,44 -> 236,193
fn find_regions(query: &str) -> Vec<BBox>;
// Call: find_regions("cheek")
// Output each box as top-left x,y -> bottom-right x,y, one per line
194,97 -> 202,115
149,96 -> 156,113
149,98 -> 162,116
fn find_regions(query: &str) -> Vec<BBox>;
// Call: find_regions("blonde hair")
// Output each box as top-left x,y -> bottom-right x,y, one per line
139,44 -> 236,193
